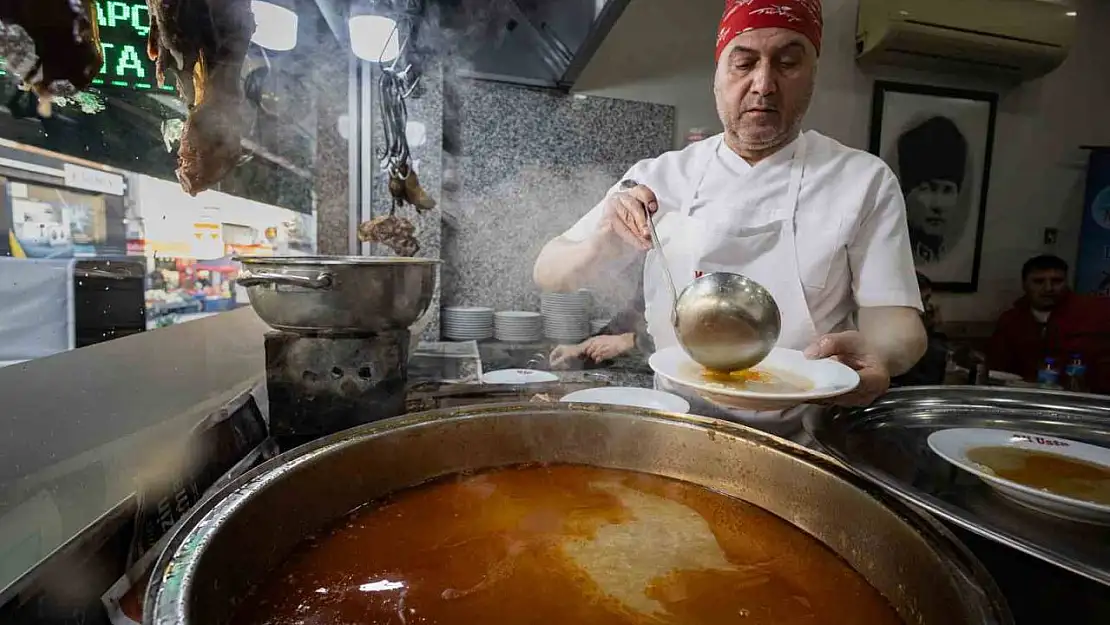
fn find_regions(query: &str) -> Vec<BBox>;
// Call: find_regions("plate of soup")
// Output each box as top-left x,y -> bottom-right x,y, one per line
649,346 -> 860,403
928,428 -> 1110,524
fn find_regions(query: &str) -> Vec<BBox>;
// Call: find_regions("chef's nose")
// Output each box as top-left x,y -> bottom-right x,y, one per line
749,61 -> 777,96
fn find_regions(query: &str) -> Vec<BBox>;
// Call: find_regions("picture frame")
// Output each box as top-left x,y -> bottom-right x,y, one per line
869,81 -> 998,293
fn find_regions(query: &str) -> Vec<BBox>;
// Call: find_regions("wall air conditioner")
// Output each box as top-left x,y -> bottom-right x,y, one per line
856,0 -> 1078,82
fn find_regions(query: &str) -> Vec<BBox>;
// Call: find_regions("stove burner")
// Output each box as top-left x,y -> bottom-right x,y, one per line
265,330 -> 409,449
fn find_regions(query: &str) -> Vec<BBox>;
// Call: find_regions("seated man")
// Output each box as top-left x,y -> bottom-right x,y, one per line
988,255 -> 1110,392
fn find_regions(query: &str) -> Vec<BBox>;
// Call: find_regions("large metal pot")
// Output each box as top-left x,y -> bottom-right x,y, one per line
146,405 -> 1011,625
236,256 -> 439,335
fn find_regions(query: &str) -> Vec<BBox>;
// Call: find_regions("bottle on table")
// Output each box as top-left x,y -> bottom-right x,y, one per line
966,352 -> 987,385
1037,357 -> 1060,388
1065,354 -> 1089,393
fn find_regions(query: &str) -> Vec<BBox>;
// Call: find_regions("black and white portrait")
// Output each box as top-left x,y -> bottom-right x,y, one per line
869,82 -> 998,292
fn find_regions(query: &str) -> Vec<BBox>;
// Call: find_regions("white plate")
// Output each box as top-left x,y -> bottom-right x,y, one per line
561,387 -> 690,413
482,369 -> 559,385
648,346 -> 860,402
928,428 -> 1110,524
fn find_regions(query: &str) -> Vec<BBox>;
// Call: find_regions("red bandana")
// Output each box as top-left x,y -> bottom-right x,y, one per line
715,0 -> 824,63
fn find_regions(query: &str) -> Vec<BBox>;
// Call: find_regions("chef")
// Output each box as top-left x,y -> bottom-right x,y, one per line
532,0 -> 926,440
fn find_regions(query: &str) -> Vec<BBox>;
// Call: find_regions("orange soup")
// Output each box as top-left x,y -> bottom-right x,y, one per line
968,445 -> 1110,506
233,465 -> 902,625
685,363 -> 814,395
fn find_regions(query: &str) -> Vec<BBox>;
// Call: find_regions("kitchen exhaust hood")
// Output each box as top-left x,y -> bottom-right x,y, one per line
443,0 -> 632,89
314,0 -> 632,89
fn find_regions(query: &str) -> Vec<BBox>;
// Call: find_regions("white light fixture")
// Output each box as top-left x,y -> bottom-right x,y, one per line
250,1 -> 299,51
349,14 -> 400,63
1066,10 -> 1078,17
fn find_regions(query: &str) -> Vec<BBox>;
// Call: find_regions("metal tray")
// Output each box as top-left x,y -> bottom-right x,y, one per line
807,386 -> 1110,586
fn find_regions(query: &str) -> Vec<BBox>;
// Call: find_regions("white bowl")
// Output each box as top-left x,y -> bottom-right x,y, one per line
481,369 -> 559,385
928,428 -> 1110,524
560,387 -> 690,413
649,346 -> 860,403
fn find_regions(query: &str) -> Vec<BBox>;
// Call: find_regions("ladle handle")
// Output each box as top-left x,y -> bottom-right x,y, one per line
620,179 -> 679,327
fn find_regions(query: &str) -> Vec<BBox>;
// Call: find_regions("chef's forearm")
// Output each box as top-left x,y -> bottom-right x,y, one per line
858,306 -> 928,376
534,238 -> 594,291
534,236 -> 635,292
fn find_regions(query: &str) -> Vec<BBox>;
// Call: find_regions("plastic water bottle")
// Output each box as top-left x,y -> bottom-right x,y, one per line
1066,354 -> 1088,393
1037,357 -> 1060,387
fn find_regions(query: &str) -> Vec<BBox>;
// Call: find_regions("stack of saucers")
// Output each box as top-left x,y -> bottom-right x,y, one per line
494,311 -> 543,342
541,291 -> 591,342
589,318 -> 611,334
443,306 -> 494,341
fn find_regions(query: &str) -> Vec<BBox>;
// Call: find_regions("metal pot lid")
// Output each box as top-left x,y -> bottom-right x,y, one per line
807,386 -> 1110,587
234,255 -> 441,265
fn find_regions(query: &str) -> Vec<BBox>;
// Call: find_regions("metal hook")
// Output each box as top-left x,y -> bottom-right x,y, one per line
401,73 -> 421,99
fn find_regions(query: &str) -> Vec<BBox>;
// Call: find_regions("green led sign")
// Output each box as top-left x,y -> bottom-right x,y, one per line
91,0 -> 175,92
0,1 -> 175,93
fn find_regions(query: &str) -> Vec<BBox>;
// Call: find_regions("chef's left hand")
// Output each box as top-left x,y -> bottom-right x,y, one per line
804,331 -> 890,407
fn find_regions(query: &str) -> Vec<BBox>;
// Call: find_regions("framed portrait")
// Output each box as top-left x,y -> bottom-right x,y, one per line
869,81 -> 998,292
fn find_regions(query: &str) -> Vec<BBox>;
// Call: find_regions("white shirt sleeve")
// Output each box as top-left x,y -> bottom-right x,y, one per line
850,169 -> 924,311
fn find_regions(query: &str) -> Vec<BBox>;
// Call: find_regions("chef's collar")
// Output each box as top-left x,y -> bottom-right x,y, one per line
716,132 -> 804,175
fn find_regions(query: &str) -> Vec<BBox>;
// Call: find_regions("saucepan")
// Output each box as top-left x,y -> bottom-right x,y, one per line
144,404 -> 1011,625
235,256 -> 439,335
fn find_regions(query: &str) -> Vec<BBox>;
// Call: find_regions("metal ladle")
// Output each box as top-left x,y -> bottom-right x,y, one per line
675,272 -> 782,372
621,180 -> 782,372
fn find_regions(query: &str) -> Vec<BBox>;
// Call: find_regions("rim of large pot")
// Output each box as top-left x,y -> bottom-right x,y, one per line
143,403 -> 1013,625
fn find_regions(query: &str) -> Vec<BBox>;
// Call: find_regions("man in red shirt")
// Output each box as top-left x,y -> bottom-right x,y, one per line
987,255 -> 1110,392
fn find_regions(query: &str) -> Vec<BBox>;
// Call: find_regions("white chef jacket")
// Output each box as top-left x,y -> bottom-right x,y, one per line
560,131 -> 922,438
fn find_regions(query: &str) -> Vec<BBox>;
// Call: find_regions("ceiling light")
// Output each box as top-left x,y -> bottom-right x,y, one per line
349,14 -> 400,63
251,1 -> 299,51
1066,11 -> 1078,17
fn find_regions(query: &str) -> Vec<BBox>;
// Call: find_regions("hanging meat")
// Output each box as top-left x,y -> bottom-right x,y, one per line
358,215 -> 420,257
0,0 -> 103,116
145,0 -> 254,196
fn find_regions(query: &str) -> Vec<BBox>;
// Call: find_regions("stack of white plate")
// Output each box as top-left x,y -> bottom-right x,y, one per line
589,318 -> 611,334
541,291 -> 591,342
443,306 -> 494,341
495,311 -> 543,342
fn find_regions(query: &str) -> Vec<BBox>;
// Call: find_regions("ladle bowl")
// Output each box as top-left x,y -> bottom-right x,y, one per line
675,272 -> 781,372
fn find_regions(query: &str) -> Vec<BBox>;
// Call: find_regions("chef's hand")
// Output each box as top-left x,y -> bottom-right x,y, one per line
594,183 -> 658,252
550,344 -> 585,370
583,334 -> 635,362
804,331 -> 890,407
